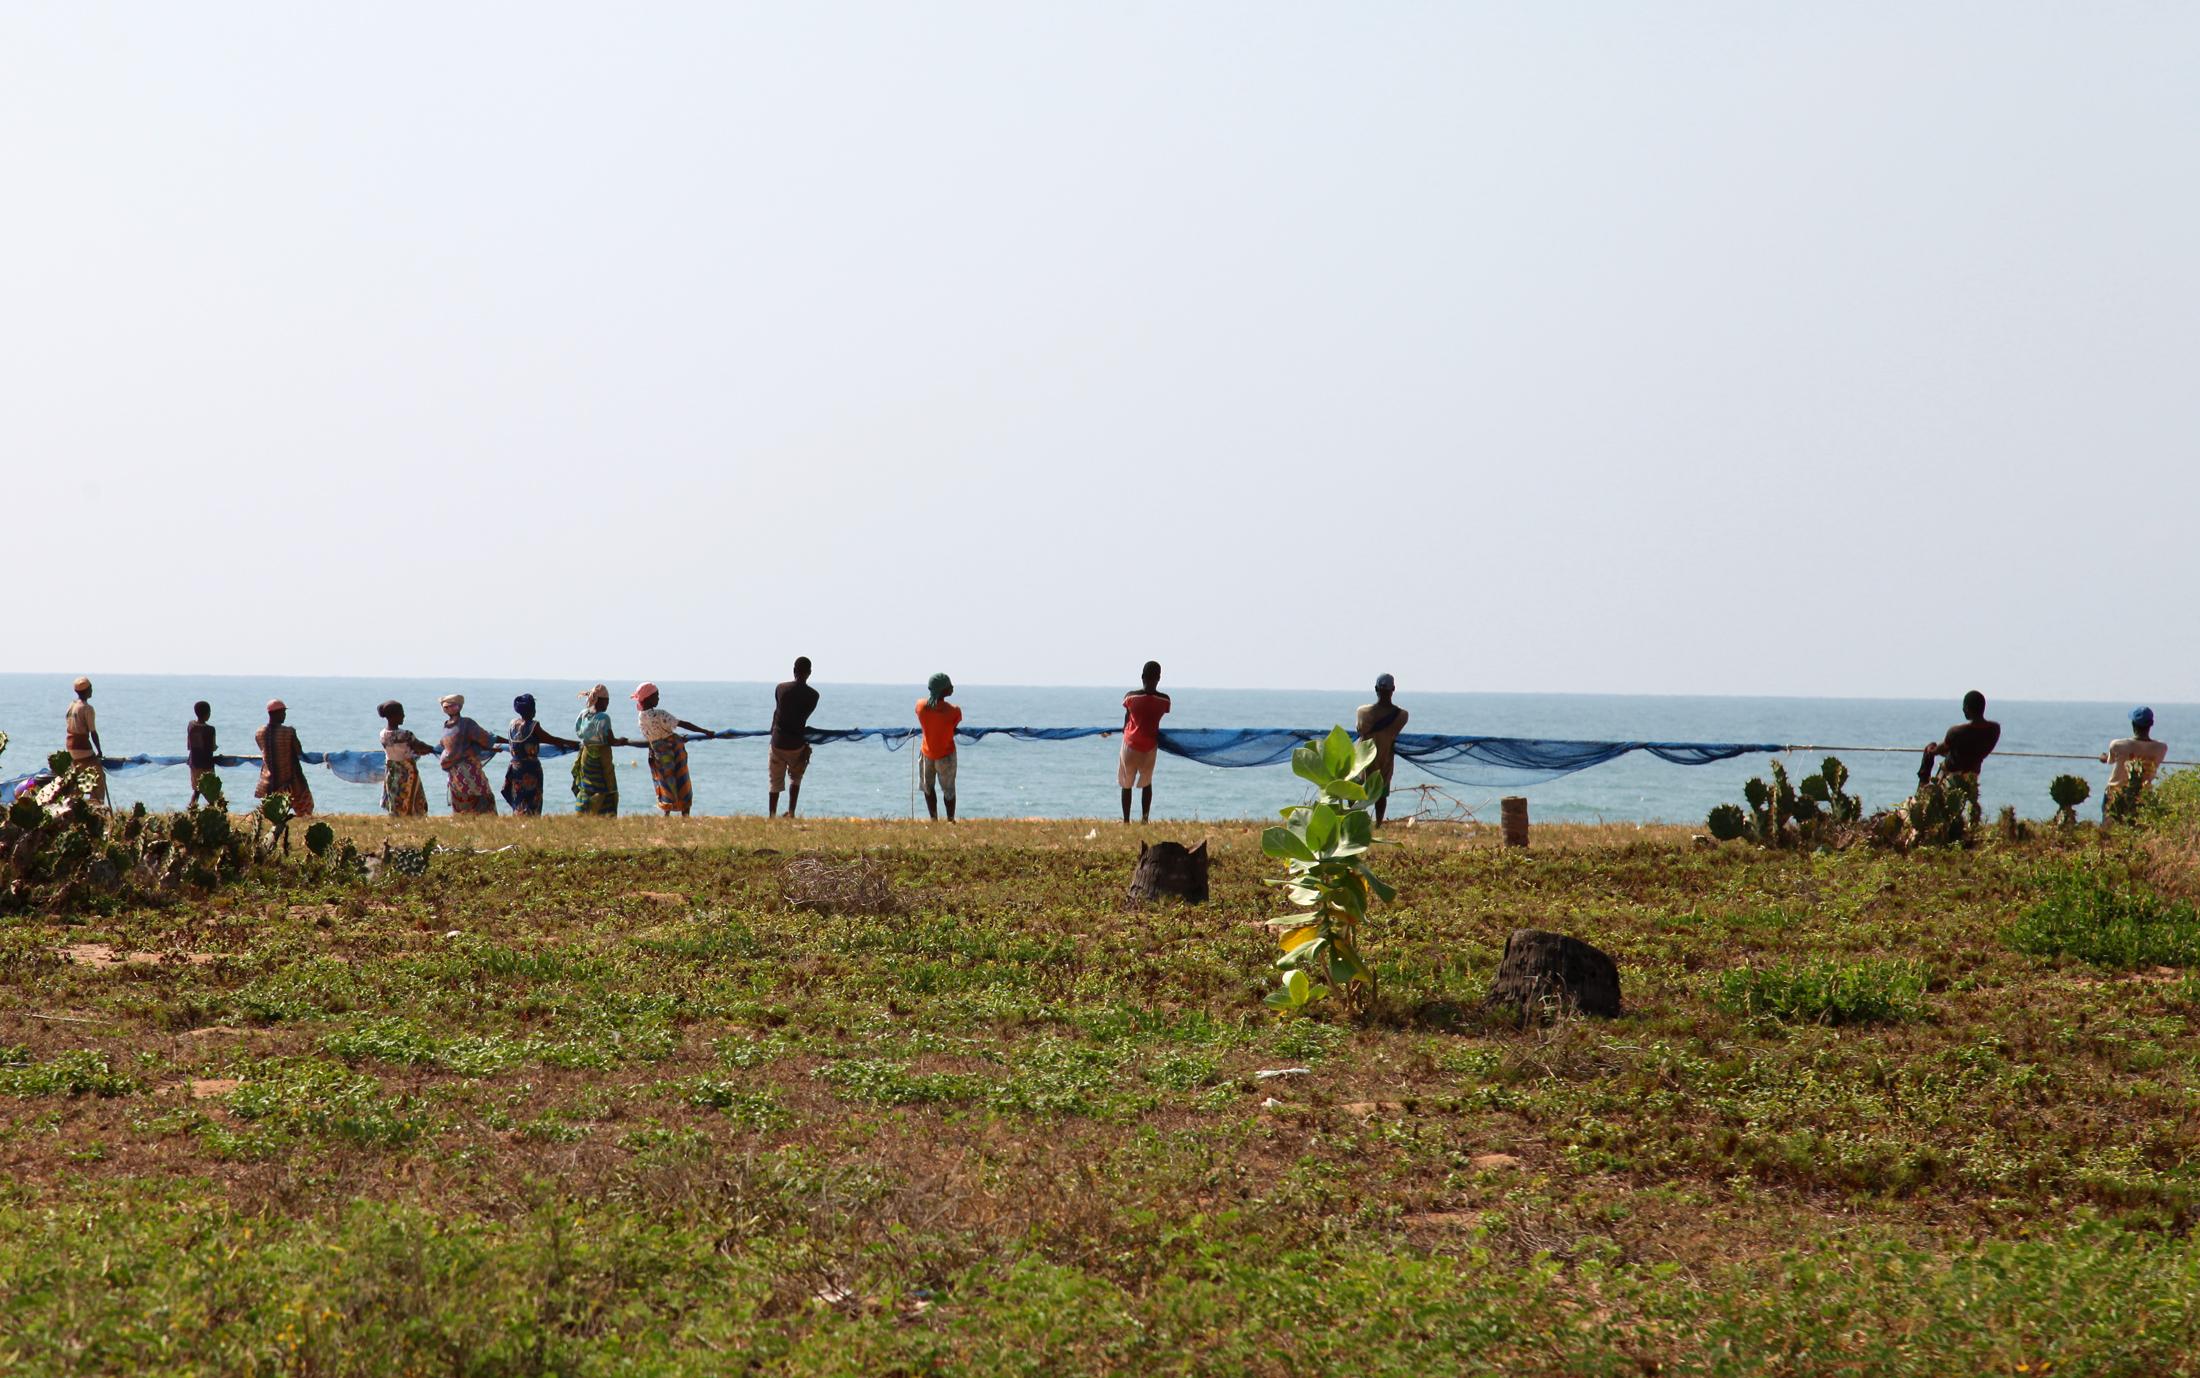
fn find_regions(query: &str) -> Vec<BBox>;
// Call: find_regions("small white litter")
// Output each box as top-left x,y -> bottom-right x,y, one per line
1255,1067 -> 1312,1080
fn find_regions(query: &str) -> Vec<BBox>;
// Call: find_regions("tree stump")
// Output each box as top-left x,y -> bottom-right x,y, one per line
1127,840 -> 1209,904
1484,928 -> 1621,1021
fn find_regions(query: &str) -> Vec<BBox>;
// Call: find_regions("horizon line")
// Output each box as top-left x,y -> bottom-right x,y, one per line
0,670 -> 2183,710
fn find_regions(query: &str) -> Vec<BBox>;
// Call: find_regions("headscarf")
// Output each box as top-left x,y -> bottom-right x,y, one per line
72,676 -> 92,694
579,683 -> 607,704
630,682 -> 659,705
439,693 -> 465,715
2133,707 -> 2155,731
514,693 -> 536,721
265,699 -> 286,715
925,672 -> 953,709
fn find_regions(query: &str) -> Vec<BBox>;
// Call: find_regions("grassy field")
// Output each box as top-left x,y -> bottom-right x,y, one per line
7,810 -> 2200,1375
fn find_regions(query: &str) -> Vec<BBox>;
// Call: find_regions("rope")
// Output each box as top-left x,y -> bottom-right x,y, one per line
1782,745 -> 2200,767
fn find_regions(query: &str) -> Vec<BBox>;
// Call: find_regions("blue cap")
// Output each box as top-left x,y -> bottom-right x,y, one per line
2132,706 -> 2155,729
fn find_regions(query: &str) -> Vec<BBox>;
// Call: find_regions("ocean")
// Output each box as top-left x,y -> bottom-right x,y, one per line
0,675 -> 2182,826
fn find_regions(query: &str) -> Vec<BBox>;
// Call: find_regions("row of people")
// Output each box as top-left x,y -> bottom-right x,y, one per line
52,678 -> 2163,822
52,662 -> 1422,822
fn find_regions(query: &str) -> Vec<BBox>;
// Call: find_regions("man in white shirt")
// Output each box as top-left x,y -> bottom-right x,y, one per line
2101,706 -> 2169,819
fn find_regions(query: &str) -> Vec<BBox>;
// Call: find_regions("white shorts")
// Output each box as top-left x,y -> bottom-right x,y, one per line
1118,747 -> 1157,788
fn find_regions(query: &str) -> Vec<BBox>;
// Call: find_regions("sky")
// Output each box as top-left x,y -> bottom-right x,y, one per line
3,4 -> 2194,700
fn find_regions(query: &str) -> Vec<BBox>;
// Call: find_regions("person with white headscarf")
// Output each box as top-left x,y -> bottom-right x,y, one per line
436,693 -> 502,815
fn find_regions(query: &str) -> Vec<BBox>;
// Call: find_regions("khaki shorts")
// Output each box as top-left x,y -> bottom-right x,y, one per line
1117,746 -> 1157,788
769,744 -> 811,791
918,752 -> 957,797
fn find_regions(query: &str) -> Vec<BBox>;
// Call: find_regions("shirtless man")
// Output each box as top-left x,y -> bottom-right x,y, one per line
1355,673 -> 1409,824
64,677 -> 106,805
1920,690 -> 2001,786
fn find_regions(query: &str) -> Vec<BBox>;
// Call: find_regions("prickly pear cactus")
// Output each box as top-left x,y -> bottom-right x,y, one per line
2049,774 -> 2090,827
1706,803 -> 1749,841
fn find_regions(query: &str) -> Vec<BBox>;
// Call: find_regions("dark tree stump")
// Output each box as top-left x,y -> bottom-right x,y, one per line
1127,840 -> 1209,904
1484,929 -> 1621,1021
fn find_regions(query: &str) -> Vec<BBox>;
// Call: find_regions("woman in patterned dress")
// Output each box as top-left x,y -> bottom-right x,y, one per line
254,699 -> 315,817
501,694 -> 578,816
377,700 -> 433,817
571,685 -> 629,816
436,694 -> 502,815
631,682 -> 715,817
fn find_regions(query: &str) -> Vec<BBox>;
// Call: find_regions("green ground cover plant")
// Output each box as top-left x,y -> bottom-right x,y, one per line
2,812 -> 2199,1373
1710,956 -> 1930,1025
2009,856 -> 2200,969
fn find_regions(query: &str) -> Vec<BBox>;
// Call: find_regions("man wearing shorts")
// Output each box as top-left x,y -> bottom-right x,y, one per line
916,672 -> 961,822
1355,673 -> 1409,825
1120,660 -> 1171,823
769,657 -> 820,819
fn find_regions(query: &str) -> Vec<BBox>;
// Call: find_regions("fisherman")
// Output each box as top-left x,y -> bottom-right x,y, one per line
633,683 -> 714,817
769,657 -> 820,819
1355,673 -> 1410,825
63,677 -> 106,806
2101,707 -> 2169,819
377,701 -> 434,817
185,700 -> 218,809
1920,690 -> 2001,786
571,685 -> 630,816
437,694 -> 502,815
255,699 -> 315,816
502,694 -> 578,817
1120,661 -> 1171,824
916,673 -> 961,822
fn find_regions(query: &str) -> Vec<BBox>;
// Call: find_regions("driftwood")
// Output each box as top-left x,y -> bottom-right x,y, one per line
1484,928 -> 1621,1021
1127,840 -> 1209,905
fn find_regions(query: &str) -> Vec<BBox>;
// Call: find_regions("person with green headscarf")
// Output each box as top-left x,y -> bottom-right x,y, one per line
914,672 -> 962,822
571,684 -> 633,816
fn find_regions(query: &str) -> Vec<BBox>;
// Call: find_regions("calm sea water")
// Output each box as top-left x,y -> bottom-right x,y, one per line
0,675 -> 2183,826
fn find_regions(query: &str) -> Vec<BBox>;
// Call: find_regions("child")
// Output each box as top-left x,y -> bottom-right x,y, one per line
377,701 -> 433,817
186,701 -> 219,808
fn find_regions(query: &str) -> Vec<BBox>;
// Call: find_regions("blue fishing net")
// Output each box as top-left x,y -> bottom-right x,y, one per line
0,727 -> 1788,802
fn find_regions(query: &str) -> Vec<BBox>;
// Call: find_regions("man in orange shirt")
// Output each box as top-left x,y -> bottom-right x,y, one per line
916,672 -> 962,822
1120,660 -> 1171,824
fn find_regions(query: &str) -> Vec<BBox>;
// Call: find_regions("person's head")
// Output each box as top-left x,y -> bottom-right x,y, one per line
926,672 -> 954,706
1141,660 -> 1162,690
439,693 -> 465,720
1962,690 -> 1986,722
266,698 -> 287,725
72,676 -> 92,701
2132,706 -> 2156,736
192,700 -> 210,723
580,683 -> 610,713
513,693 -> 536,723
631,682 -> 660,712
793,657 -> 812,683
377,699 -> 404,728
1375,672 -> 1396,699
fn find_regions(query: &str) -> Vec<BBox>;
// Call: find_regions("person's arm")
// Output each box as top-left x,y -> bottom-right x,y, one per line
674,719 -> 714,737
540,730 -> 580,751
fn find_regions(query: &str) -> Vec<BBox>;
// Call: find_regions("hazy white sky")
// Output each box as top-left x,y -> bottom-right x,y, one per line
5,4 -> 2193,699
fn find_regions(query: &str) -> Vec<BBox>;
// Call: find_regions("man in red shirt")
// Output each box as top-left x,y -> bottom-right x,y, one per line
916,672 -> 962,823
1120,660 -> 1171,823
